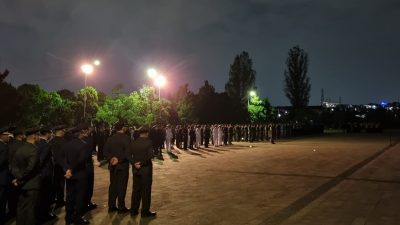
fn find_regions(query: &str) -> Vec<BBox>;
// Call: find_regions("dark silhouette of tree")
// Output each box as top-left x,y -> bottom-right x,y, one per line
225,51 -> 256,106
0,70 -> 19,126
173,84 -> 197,123
194,80 -> 217,123
284,45 -> 311,108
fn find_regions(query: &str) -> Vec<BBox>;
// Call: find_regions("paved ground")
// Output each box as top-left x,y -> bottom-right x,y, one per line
8,131 -> 400,225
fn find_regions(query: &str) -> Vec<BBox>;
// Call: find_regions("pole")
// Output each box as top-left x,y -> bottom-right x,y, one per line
158,86 -> 161,101
83,74 -> 87,120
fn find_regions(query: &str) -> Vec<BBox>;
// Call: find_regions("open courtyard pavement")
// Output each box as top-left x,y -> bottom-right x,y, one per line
9,131 -> 400,225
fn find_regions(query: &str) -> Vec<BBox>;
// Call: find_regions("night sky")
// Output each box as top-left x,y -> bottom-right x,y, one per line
1,0 -> 399,106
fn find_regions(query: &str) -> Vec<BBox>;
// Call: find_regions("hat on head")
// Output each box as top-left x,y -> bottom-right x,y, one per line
40,126 -> 53,134
69,123 -> 90,134
0,126 -> 11,135
12,128 -> 25,136
136,125 -> 150,133
25,127 -> 41,136
53,125 -> 67,131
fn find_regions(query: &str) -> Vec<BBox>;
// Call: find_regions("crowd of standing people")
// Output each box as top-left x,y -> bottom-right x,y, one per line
0,122 -> 298,225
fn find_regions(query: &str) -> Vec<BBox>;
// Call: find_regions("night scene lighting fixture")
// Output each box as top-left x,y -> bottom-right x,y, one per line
93,60 -> 101,66
81,64 -> 94,75
249,90 -> 256,97
154,74 -> 166,88
147,68 -> 158,79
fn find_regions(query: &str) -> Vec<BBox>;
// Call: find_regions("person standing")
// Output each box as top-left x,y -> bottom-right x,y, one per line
49,125 -> 67,208
0,126 -> 11,225
165,125 -> 173,153
204,125 -> 211,148
63,124 -> 91,225
128,125 -> 156,218
10,128 -> 41,225
195,125 -> 201,149
37,127 -> 57,222
104,123 -> 130,213
6,128 -> 25,221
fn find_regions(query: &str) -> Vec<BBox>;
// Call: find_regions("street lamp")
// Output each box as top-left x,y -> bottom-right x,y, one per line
147,68 -> 158,79
81,63 -> 96,120
154,74 -> 166,100
146,68 -> 167,100
248,90 -> 256,107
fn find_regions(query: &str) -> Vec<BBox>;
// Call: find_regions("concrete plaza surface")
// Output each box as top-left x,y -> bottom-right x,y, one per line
12,132 -> 400,225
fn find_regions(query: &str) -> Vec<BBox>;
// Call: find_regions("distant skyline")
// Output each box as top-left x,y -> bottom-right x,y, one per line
1,0 -> 399,106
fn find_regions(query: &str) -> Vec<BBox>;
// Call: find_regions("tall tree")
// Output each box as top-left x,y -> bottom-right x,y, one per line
174,84 -> 197,124
0,70 -> 19,126
225,51 -> 256,106
284,45 -> 311,108
194,80 -> 217,123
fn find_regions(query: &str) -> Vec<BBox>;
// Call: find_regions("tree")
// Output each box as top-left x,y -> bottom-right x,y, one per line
0,70 -> 19,126
248,95 -> 276,123
96,85 -> 171,125
77,86 -> 99,122
284,45 -> 311,108
16,84 -> 69,127
225,51 -> 256,106
194,80 -> 217,123
174,84 -> 197,124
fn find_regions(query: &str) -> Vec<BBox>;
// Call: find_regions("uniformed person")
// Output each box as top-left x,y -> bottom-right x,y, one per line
0,126 -> 11,225
83,126 -> 97,212
49,125 -> 67,208
10,127 -> 41,225
128,125 -> 156,218
63,124 -> 91,225
37,126 -> 57,222
6,128 -> 25,221
104,122 -> 130,213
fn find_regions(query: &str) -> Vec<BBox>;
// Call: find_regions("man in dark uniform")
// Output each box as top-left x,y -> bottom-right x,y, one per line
49,125 -> 67,208
104,122 -> 130,213
63,124 -> 91,225
10,127 -> 41,225
204,125 -> 211,148
96,125 -> 108,164
183,125 -> 188,150
6,128 -> 25,221
0,126 -> 11,225
128,125 -> 156,218
83,126 -> 97,212
37,126 -> 57,222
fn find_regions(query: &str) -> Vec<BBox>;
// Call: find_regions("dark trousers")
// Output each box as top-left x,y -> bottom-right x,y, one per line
54,164 -> 65,203
131,166 -> 152,213
108,163 -> 129,208
7,184 -> 19,218
66,175 -> 88,223
0,186 -> 6,225
205,137 -> 209,147
16,189 -> 39,225
38,176 -> 54,219
86,162 -> 94,205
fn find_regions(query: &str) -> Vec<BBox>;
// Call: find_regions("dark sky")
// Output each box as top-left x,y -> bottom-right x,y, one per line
1,0 -> 399,106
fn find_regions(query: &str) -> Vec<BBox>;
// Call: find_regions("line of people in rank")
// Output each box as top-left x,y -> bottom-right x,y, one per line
0,124 -> 98,225
94,124 -> 282,162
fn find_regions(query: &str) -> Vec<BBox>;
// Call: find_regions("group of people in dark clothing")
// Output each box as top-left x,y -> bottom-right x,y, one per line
0,122 -> 157,225
0,122 -> 289,225
0,124 -> 98,225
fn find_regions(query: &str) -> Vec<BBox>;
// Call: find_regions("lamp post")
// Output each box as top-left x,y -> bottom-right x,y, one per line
147,68 -> 166,101
248,90 -> 256,107
154,75 -> 166,101
81,60 -> 100,120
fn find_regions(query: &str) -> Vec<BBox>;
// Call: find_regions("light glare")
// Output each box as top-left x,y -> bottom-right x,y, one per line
147,68 -> 158,79
81,64 -> 94,75
154,75 -> 166,88
94,60 -> 101,66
